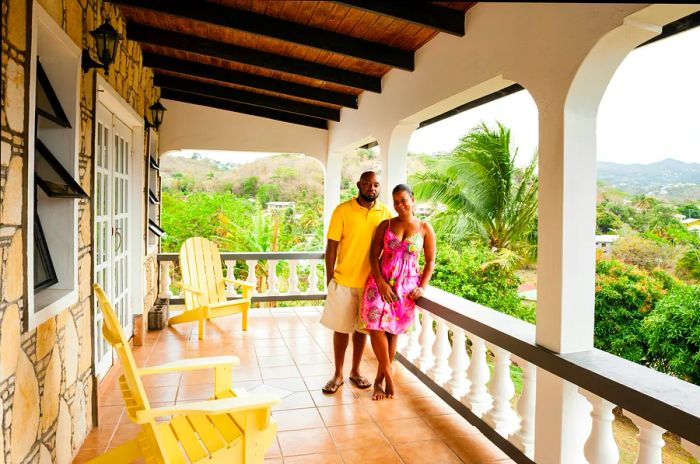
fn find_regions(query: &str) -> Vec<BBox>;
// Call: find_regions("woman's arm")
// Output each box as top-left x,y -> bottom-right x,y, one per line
369,220 -> 397,302
409,222 -> 436,300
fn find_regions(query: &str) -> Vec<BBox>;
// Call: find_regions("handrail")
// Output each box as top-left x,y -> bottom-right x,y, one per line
158,251 -> 325,261
416,286 -> 700,445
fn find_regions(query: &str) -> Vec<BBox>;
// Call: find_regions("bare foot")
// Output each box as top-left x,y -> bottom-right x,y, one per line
372,383 -> 386,401
384,378 -> 396,399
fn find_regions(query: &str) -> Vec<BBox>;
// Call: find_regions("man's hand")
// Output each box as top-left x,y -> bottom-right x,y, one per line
325,239 -> 339,286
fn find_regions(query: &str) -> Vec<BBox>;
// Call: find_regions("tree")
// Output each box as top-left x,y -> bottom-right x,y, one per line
679,203 -> 700,219
412,122 -> 538,265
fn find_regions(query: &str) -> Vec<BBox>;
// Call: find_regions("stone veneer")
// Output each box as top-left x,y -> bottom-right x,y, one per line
0,0 -> 160,462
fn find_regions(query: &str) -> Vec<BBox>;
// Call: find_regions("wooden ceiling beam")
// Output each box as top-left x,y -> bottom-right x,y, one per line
127,23 -> 382,92
334,0 -> 466,36
143,53 -> 358,109
154,73 -> 341,121
161,88 -> 328,130
113,0 -> 414,70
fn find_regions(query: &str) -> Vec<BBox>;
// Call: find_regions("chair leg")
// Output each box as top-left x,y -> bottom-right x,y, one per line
198,318 -> 205,340
242,308 -> 248,331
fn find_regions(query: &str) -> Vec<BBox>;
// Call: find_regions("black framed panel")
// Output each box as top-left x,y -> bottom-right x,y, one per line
34,139 -> 88,199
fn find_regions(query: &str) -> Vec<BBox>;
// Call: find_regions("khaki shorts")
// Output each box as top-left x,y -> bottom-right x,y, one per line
320,279 -> 366,334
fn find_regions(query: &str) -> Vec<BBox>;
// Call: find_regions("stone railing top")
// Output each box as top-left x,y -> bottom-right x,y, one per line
417,286 -> 700,445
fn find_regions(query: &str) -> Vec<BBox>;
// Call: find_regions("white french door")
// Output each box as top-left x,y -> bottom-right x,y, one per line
94,103 -> 133,379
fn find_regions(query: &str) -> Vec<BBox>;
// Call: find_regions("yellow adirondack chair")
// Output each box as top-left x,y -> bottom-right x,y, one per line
168,237 -> 255,340
90,283 -> 278,464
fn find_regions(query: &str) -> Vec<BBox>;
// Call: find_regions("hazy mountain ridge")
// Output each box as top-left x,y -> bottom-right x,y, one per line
598,158 -> 700,199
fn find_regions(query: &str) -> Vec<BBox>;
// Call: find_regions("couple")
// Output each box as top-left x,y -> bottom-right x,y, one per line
320,171 -> 436,400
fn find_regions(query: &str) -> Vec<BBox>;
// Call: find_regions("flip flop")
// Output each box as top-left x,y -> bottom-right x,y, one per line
322,379 -> 344,394
349,375 -> 372,389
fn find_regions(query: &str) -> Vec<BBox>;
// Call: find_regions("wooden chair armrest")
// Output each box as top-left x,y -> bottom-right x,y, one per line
138,356 -> 239,375
181,284 -> 204,296
222,278 -> 255,289
135,394 -> 280,423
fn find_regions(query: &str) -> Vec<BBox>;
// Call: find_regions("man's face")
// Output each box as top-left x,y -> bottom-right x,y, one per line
357,174 -> 380,202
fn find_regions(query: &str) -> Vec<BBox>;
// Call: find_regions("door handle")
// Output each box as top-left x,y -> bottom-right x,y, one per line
114,228 -> 123,252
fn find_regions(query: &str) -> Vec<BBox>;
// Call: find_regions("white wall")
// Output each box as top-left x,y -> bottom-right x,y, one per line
158,99 -> 329,162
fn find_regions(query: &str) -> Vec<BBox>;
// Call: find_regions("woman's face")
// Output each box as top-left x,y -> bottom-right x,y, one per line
393,190 -> 414,216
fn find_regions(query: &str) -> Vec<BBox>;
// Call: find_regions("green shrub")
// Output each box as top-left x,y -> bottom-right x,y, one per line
428,241 -> 534,322
594,259 -> 672,364
643,285 -> 700,384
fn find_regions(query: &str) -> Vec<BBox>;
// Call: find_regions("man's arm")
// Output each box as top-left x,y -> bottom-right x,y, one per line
325,239 -> 339,285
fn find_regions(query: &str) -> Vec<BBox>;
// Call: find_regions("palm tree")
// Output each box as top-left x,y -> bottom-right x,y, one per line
411,122 -> 538,264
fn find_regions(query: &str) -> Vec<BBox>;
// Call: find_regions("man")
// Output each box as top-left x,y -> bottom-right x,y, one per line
320,171 -> 393,394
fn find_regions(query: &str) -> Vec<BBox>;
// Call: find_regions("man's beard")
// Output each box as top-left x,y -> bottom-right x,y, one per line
359,191 -> 378,202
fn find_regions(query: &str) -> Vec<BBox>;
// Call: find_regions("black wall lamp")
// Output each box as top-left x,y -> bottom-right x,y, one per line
81,18 -> 120,74
146,100 -> 167,130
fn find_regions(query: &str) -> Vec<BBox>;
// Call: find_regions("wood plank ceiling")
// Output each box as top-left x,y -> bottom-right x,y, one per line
112,1 -> 475,129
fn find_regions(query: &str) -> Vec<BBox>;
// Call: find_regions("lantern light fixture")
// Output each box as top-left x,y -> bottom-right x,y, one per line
148,100 -> 167,130
81,18 -> 120,74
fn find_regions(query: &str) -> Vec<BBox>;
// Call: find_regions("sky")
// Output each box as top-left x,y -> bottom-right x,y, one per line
176,26 -> 699,167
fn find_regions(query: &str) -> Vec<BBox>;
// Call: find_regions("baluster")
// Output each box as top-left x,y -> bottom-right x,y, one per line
463,334 -> 492,417
403,308 -> 422,361
511,358 -> 536,459
445,324 -> 470,398
625,411 -> 665,464
307,259 -> 320,294
288,260 -> 300,294
267,260 -> 279,295
159,261 -> 173,298
427,317 -> 452,385
225,260 -> 238,297
417,310 -> 436,372
246,260 -> 257,294
581,390 -> 619,464
484,345 -> 517,435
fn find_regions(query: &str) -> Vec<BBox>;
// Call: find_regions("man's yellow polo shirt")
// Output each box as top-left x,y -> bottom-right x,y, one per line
327,198 -> 392,288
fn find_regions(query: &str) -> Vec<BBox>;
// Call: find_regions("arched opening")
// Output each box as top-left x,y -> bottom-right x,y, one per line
593,23 -> 700,394
406,88 -> 540,323
159,149 -> 325,253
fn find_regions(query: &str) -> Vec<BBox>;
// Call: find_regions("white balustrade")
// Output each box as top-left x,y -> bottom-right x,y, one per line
267,260 -> 279,295
246,260 -> 257,293
625,411 -> 665,464
485,345 -> 518,435
427,317 -> 452,385
417,309 -> 436,372
288,260 -> 300,294
225,260 -> 238,297
403,308 -> 422,361
511,358 -> 536,459
464,334 -> 492,417
581,389 -> 619,464
445,324 -> 470,398
307,259 -> 320,294
159,261 -> 173,299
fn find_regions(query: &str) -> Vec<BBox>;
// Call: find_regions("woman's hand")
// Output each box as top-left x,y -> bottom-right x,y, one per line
378,279 -> 398,303
408,286 -> 426,300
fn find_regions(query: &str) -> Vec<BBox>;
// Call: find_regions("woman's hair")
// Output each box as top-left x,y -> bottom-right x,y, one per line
392,183 -> 414,198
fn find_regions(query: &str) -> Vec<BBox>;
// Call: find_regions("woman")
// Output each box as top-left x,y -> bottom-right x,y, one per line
360,184 -> 436,400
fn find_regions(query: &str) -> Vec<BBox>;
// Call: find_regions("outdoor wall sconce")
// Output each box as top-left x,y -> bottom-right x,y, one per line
81,18 -> 120,74
148,100 -> 167,130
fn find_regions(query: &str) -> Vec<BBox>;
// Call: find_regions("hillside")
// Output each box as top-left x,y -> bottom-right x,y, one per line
598,159 -> 700,200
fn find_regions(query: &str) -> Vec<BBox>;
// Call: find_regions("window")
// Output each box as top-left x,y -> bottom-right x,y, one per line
26,2 -> 82,329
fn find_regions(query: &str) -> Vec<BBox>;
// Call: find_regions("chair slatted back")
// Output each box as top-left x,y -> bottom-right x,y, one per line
179,237 -> 227,310
93,283 -> 152,420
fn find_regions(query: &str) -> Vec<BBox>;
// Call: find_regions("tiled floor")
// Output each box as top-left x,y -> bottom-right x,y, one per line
73,306 -> 515,464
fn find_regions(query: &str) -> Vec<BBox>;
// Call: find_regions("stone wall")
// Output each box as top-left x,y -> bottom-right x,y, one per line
0,0 -> 160,462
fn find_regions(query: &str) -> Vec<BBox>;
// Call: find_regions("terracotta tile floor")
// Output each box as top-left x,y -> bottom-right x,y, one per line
73,306 -> 515,464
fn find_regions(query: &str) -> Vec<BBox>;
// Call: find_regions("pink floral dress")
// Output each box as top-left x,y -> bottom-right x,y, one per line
360,223 -> 424,334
